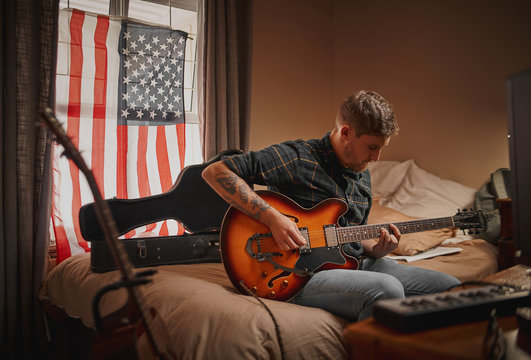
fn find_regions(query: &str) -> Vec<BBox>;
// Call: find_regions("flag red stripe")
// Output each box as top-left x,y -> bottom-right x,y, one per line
91,15 -> 110,195
52,222 -> 72,263
177,123 -> 186,170
53,225 -> 72,263
67,10 -> 90,252
137,126 -> 156,233
116,125 -> 128,199
117,125 -> 135,238
159,221 -> 169,237
156,127 -> 171,236
176,123 -> 186,235
156,127 -> 172,192
137,126 -> 150,198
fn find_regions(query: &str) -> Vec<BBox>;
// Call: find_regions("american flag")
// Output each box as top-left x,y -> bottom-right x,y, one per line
52,9 -> 202,263
118,22 -> 186,126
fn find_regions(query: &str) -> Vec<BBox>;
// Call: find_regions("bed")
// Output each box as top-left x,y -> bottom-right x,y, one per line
40,160 -> 498,359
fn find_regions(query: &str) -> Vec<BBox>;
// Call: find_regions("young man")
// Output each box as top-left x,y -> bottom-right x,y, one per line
202,90 -> 460,321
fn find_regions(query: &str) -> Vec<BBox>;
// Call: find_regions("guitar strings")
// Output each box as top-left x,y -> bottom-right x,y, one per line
251,217 -> 456,246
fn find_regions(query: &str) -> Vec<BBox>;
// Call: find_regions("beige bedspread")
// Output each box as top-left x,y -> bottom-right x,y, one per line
398,239 -> 498,282
41,253 -> 349,360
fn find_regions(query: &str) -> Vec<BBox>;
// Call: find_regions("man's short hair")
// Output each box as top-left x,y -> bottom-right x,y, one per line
338,90 -> 399,137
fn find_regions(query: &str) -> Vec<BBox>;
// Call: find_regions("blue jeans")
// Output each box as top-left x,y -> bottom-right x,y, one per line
289,257 -> 460,322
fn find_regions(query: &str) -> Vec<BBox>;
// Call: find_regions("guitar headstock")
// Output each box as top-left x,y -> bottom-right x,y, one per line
452,209 -> 486,232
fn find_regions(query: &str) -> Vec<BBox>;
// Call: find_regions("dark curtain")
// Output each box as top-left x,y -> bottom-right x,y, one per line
1,0 -> 58,359
198,0 -> 253,161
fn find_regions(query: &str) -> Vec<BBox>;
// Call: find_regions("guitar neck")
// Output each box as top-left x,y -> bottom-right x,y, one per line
336,216 -> 454,244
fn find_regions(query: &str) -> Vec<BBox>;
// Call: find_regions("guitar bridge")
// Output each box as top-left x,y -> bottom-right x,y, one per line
246,233 -> 282,261
299,227 -> 311,254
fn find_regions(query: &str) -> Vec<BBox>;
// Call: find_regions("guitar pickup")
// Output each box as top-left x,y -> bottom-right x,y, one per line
324,224 -> 338,247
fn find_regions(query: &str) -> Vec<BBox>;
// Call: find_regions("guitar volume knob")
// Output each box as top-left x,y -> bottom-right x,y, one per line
282,280 -> 289,287
268,291 -> 276,298
261,271 -> 268,278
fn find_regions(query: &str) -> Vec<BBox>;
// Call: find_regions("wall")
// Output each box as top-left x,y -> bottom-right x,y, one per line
250,0 -> 531,189
250,0 -> 335,149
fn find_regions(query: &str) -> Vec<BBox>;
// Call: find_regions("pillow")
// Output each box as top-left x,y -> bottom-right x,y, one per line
368,198 -> 455,256
368,160 -> 413,198
370,160 -> 476,218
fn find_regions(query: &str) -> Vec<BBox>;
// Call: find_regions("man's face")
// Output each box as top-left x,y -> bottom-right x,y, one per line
342,133 -> 390,172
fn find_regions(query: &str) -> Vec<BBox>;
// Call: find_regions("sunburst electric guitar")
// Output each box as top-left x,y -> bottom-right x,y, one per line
220,190 -> 486,302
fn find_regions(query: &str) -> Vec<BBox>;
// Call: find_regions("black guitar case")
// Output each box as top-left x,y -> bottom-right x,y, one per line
79,149 -> 242,273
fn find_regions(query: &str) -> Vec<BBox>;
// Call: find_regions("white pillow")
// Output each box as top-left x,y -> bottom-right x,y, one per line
369,160 -> 476,218
368,160 -> 414,198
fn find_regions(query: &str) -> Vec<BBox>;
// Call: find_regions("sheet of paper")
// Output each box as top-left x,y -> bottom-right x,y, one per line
386,246 -> 462,262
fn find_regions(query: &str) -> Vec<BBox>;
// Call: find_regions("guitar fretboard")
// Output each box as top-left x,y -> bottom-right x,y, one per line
335,217 -> 454,244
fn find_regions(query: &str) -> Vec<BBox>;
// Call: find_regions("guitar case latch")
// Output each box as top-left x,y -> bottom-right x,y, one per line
137,239 -> 147,260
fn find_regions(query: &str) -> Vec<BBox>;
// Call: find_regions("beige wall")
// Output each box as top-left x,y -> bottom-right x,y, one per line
250,0 -> 335,149
250,0 -> 531,189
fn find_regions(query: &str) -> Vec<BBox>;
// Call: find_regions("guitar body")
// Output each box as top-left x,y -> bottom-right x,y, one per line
221,191 -> 359,302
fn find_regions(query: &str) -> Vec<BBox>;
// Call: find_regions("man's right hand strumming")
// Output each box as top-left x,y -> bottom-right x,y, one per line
202,161 -> 306,251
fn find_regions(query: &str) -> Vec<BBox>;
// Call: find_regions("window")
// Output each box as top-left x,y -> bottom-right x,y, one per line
59,0 -> 199,125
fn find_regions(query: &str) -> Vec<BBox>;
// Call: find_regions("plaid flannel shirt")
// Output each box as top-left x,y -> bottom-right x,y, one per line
223,133 -> 373,258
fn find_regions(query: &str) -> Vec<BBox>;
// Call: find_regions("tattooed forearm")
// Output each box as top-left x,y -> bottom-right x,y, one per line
249,196 -> 271,221
238,184 -> 249,203
250,195 -> 271,212
209,167 -> 270,222
225,198 -> 265,221
215,172 -> 239,195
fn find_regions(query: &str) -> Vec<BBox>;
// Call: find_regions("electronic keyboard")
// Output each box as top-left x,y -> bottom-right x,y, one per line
373,285 -> 530,332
